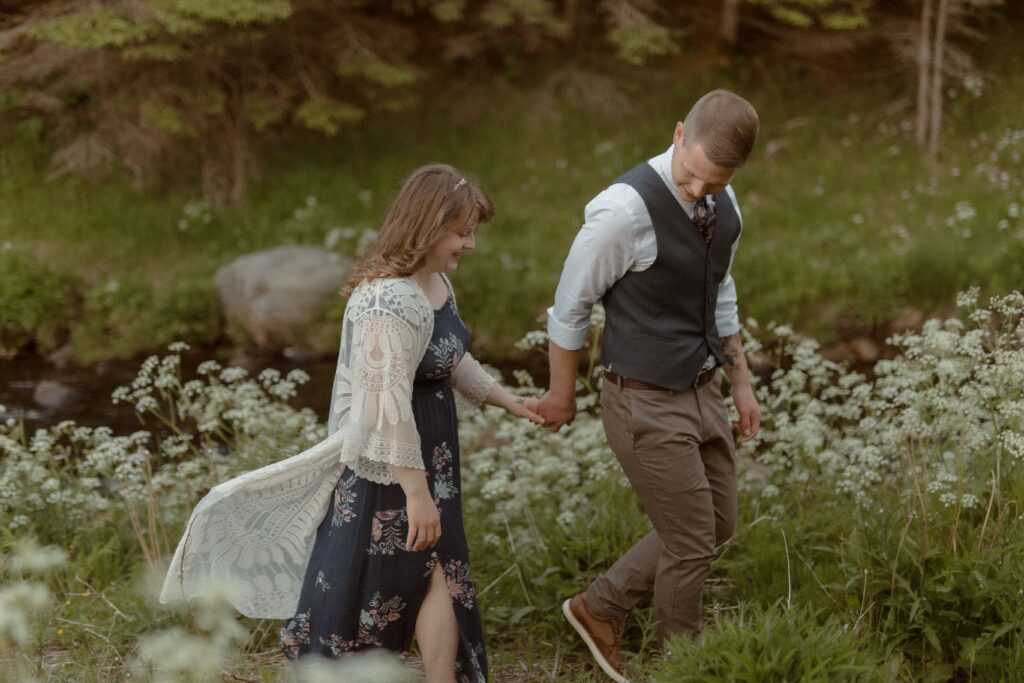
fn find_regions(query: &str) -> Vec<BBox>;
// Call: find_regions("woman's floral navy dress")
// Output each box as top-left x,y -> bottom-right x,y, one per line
280,287 -> 487,682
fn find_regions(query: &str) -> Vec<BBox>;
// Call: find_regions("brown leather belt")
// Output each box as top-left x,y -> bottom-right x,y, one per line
604,366 -> 718,392
603,370 -> 670,392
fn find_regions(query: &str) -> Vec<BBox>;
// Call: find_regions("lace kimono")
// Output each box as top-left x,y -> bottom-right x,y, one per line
159,277 -> 495,619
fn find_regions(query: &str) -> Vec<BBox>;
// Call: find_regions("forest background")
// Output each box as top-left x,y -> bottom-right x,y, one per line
2,0 -> 1024,681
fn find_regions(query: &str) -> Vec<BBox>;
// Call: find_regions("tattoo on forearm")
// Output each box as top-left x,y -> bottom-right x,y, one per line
720,333 -> 746,372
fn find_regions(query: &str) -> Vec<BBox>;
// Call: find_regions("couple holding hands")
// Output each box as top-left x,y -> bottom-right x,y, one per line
160,89 -> 763,683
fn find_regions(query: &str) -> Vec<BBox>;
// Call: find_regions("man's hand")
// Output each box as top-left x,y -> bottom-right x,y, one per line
730,382 -> 761,443
535,391 -> 577,433
721,331 -> 760,443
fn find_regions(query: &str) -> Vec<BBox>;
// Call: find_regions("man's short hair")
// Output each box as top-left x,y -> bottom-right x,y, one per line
683,90 -> 759,168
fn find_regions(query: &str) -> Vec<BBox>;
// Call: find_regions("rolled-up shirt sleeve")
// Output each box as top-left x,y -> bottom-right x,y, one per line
547,188 -> 642,351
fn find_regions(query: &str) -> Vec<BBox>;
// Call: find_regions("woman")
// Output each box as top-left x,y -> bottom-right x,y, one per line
160,164 -> 542,682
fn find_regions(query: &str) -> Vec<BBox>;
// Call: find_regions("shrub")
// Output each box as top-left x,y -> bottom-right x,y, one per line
0,248 -> 75,353
71,272 -> 222,362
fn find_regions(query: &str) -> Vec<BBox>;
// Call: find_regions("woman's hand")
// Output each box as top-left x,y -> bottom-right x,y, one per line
482,383 -> 546,425
508,395 -> 545,425
391,466 -> 441,552
405,489 -> 441,552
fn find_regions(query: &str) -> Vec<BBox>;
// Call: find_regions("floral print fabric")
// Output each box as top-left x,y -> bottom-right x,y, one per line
280,291 -> 486,682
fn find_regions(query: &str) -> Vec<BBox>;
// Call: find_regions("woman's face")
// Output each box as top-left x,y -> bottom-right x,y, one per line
423,214 -> 478,274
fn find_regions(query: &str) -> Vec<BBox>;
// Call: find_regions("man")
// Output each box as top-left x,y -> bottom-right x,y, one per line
535,89 -> 762,682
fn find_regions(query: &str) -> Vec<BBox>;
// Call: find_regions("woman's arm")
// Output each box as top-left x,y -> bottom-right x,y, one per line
482,383 -> 545,424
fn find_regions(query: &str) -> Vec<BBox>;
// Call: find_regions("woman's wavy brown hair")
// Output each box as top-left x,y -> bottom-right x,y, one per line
342,163 -> 494,297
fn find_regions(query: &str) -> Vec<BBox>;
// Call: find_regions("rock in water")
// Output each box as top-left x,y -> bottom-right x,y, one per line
33,380 -> 82,410
849,337 -> 881,364
215,246 -> 350,351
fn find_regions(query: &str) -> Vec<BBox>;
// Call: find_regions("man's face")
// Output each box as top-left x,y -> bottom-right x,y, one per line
670,122 -> 735,202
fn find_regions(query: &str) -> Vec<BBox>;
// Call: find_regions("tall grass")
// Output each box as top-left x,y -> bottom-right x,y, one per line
2,284 -> 1023,679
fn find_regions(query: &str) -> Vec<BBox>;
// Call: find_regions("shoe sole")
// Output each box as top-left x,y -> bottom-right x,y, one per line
561,598 -> 628,683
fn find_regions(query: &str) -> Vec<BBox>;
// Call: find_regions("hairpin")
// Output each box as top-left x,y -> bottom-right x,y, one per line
453,178 -> 467,191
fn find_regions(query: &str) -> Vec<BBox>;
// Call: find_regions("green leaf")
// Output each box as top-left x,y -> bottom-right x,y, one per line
243,95 -> 287,131
822,13 -> 869,30
146,0 -> 293,26
141,102 -> 194,136
608,23 -> 676,67
769,7 -> 814,28
122,44 -> 188,61
293,97 -> 364,135
337,55 -> 417,87
510,605 -> 537,623
26,10 -> 155,49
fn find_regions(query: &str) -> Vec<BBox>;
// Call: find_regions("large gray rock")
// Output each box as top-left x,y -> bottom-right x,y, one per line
215,246 -> 350,350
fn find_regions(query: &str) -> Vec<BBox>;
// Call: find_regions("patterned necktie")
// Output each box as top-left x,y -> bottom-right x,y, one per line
693,196 -> 716,244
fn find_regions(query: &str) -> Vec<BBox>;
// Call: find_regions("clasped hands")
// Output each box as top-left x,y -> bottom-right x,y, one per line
528,384 -> 761,442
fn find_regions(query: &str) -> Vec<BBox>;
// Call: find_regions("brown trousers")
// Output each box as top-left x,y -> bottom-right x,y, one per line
586,375 -> 737,641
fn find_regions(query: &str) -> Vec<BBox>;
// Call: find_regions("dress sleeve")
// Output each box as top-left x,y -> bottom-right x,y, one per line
337,304 -> 424,484
452,351 -> 496,407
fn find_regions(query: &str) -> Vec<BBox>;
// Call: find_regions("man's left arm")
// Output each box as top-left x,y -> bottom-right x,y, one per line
716,185 -> 760,443
721,332 -> 760,443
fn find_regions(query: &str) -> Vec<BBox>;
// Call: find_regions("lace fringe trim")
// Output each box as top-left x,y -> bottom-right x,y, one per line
340,431 -> 425,485
460,369 -> 496,407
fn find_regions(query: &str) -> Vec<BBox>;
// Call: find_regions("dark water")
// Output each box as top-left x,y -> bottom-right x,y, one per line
1,349 -> 548,434
0,350 -> 339,433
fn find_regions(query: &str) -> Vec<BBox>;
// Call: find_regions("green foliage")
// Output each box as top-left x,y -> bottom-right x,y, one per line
26,10 -> 155,49
337,54 -> 418,88
716,498 -> 1024,681
430,0 -> 467,23
822,12 -> 870,30
608,22 -> 677,67
122,43 -> 189,61
4,289 -> 1024,678
141,101 -> 194,136
150,0 -> 294,26
243,94 -> 288,131
70,273 -> 222,362
751,0 -> 872,31
2,52 -> 1024,357
770,7 -> 814,28
293,97 -> 365,136
649,603 -> 894,682
0,249 -> 75,353
481,0 -> 566,32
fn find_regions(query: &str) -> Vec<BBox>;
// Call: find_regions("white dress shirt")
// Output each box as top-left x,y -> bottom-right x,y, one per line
546,145 -> 742,351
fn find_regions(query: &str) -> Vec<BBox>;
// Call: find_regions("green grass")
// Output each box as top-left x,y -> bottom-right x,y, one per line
2,35 -> 1023,361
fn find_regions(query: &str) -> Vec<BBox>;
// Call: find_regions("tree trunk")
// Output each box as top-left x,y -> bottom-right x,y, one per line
721,0 -> 740,46
916,0 -> 935,147
929,0 -> 952,158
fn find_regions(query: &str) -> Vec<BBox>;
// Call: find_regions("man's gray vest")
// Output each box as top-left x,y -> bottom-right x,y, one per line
600,162 -> 741,391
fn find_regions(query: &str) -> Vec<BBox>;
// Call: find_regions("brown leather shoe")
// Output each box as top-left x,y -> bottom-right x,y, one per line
562,594 -> 628,683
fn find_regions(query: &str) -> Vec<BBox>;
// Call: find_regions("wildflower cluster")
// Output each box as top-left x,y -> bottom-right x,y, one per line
741,290 -> 1024,517
0,344 -> 324,554
461,304 -> 624,545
